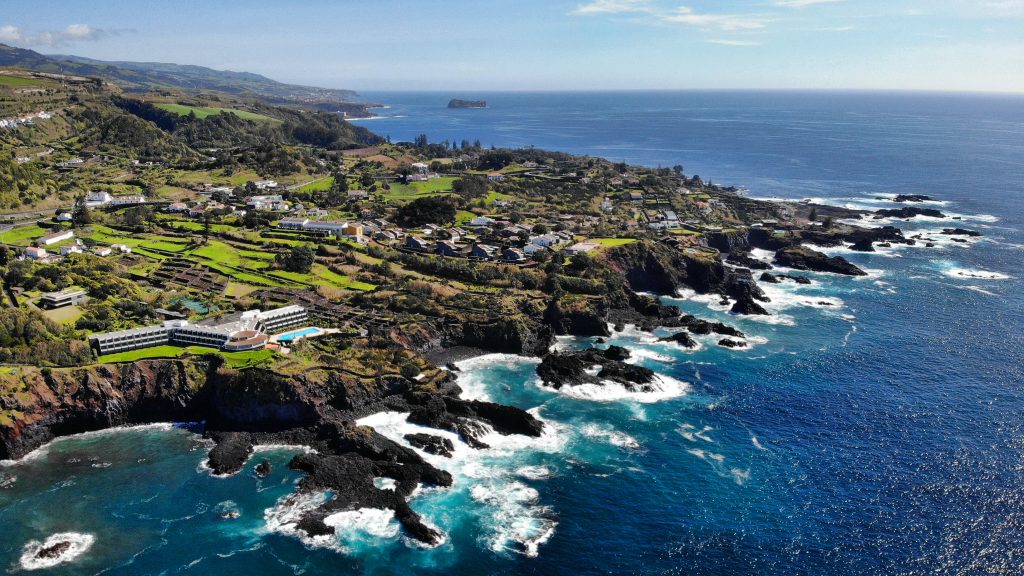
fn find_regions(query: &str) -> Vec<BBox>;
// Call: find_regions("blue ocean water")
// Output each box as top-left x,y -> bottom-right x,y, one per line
4,91 -> 1024,575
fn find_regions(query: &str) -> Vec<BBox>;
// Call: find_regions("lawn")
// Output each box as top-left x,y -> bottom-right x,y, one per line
190,241 -> 274,269
299,177 -> 335,192
0,224 -> 49,246
588,237 -> 638,247
98,345 -> 275,368
485,190 -> 514,203
456,210 -> 477,225
154,103 -> 279,123
41,305 -> 84,324
382,177 -> 457,202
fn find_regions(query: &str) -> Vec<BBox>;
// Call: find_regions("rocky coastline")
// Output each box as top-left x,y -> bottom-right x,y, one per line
0,204 -> 978,548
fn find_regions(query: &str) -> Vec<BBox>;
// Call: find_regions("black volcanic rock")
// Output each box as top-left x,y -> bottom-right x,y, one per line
660,331 -> 698,348
255,459 -> 272,478
678,314 -> 744,337
404,433 -> 455,457
537,348 -> 655,391
941,228 -> 982,237
849,238 -> 875,252
598,361 -> 655,384
874,207 -> 945,219
774,246 -> 867,276
727,250 -> 772,270
882,194 -> 933,203
603,345 -> 631,361
731,296 -> 769,315
718,338 -> 746,348
207,432 -> 255,476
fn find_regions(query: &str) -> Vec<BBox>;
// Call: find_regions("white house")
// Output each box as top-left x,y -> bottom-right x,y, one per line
469,216 -> 495,227
254,179 -> 278,190
60,243 -> 83,256
111,244 -> 132,254
93,246 -> 112,257
25,247 -> 48,260
86,191 -> 112,206
110,194 -> 146,205
56,212 -> 73,222
304,220 -> 349,235
38,229 -> 74,246
278,217 -> 309,230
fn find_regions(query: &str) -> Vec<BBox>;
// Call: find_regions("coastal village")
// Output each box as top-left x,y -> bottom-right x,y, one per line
0,63 -> 982,552
0,65 -> 967,375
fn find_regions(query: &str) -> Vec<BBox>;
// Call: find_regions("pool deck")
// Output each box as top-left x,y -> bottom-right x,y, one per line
268,326 -> 339,347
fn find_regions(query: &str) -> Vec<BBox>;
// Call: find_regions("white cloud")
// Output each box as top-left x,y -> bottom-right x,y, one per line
573,2 -> 767,31
0,24 -> 116,47
774,0 -> 843,7
662,7 -> 767,30
708,39 -> 762,46
572,0 -> 653,15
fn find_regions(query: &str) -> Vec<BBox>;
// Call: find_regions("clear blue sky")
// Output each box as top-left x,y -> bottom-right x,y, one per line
2,0 -> 1023,93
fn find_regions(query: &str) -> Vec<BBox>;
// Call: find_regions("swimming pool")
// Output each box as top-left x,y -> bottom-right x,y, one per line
275,327 -> 322,342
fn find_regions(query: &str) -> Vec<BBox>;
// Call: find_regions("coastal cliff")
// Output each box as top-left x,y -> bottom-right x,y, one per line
0,356 -> 543,545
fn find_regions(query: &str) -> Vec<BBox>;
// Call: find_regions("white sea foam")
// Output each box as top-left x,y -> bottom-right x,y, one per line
730,468 -> 751,486
470,481 -> 556,557
323,508 -> 401,539
625,348 -> 676,363
356,410 -> 566,557
539,373 -> 690,404
19,532 -> 96,570
264,491 -> 338,549
515,465 -> 553,480
252,444 -> 317,454
580,423 -> 641,449
609,323 -> 662,343
804,242 -> 903,259
454,354 -> 540,401
942,267 -> 1012,281
673,288 -> 732,312
678,424 -> 715,443
751,436 -> 767,451
374,477 -> 397,491
687,448 -> 725,463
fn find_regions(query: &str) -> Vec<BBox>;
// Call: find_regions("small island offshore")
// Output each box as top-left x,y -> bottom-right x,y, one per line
448,98 -> 487,109
0,42 -> 994,567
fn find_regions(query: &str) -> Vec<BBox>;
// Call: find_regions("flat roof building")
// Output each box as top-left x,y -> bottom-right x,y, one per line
39,289 -> 87,309
88,305 -> 308,356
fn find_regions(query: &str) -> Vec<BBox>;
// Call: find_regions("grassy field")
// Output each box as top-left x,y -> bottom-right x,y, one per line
269,264 -> 376,291
98,345 -> 274,368
154,103 -> 279,123
382,177 -> 456,202
299,177 -> 334,192
0,74 -> 56,88
485,190 -> 514,203
588,237 -> 638,247
41,305 -> 84,324
0,224 -> 49,246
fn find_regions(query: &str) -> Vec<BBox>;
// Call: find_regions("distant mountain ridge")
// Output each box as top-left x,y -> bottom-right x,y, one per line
0,43 -> 360,103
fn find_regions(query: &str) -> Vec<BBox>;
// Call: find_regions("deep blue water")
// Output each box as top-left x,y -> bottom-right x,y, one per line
3,91 -> 1024,575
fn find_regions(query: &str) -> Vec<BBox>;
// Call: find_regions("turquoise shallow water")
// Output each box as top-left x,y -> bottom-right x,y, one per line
3,91 -> 1024,575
